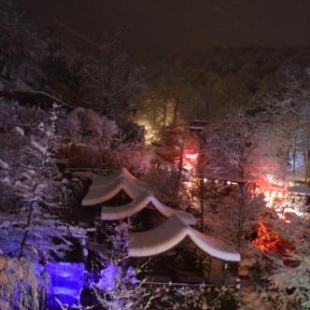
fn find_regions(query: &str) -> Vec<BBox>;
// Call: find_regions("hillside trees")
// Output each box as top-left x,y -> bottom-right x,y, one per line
0,98 -> 150,309
199,107 -> 266,251
132,66 -> 205,142
243,201 -> 310,310
133,48 -> 310,130
0,0 -> 38,80
37,30 -> 145,130
197,102 -> 310,309
38,28 -> 88,107
0,2 -> 144,124
0,100 -> 90,309
258,65 -> 310,183
58,107 -> 148,174
81,33 -> 144,122
0,101 -> 86,260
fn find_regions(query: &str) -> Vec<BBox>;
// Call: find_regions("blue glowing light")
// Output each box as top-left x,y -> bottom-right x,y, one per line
46,262 -> 84,309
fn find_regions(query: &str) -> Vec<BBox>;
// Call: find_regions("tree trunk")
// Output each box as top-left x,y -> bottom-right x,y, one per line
19,200 -> 34,257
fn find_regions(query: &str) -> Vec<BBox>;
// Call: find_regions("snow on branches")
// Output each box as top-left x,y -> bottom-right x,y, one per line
0,100 -> 87,260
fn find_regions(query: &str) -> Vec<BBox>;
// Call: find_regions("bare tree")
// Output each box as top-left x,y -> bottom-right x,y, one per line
257,64 -> 310,183
200,107 -> 265,250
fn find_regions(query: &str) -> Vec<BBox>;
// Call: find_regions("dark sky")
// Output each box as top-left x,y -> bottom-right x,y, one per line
16,0 -> 310,63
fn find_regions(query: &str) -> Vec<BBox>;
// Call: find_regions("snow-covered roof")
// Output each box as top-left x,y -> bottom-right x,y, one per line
90,167 -> 142,189
82,178 -> 146,205
128,215 -> 241,262
100,191 -> 197,225
81,167 -> 196,225
81,167 -> 149,206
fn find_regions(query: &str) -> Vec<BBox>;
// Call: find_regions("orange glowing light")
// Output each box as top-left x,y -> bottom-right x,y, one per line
252,221 -> 292,254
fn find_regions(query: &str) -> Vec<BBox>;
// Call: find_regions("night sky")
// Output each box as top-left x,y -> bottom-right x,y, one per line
15,0 -> 310,63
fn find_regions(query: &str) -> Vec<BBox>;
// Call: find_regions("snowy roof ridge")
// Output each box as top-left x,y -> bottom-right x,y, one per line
84,167 -> 147,190
100,191 -> 197,225
128,214 -> 240,262
81,167 -> 196,225
81,167 -> 148,206
82,178 -> 144,205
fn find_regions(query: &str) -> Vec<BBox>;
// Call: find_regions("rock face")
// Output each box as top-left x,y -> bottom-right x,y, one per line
0,255 -> 7,272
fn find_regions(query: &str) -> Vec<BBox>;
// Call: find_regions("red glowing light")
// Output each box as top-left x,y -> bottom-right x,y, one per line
252,221 -> 292,254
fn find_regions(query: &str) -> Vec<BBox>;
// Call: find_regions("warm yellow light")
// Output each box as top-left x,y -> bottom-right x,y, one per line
184,182 -> 192,188
184,153 -> 198,159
